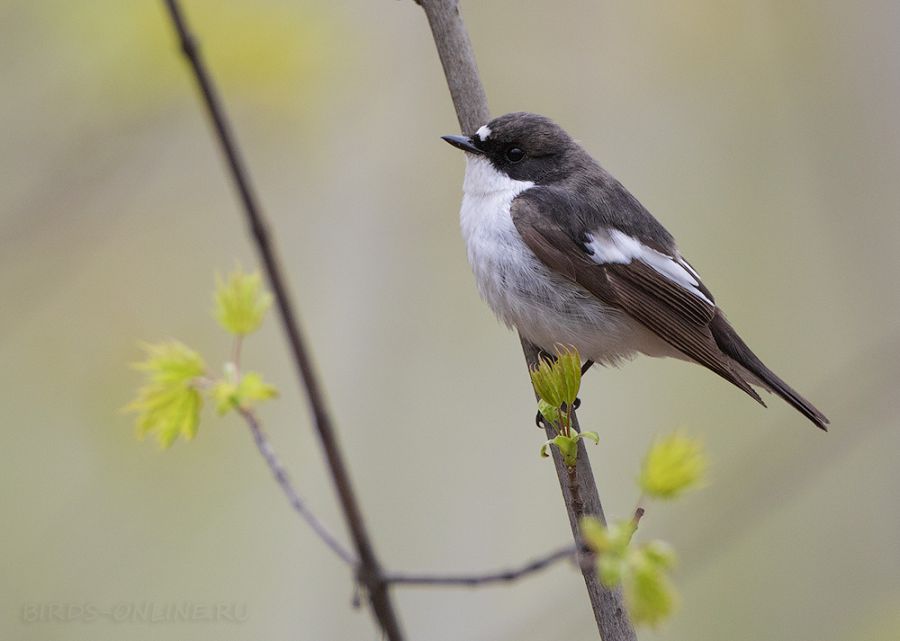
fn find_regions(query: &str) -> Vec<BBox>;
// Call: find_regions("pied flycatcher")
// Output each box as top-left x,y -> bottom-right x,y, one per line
443,112 -> 828,429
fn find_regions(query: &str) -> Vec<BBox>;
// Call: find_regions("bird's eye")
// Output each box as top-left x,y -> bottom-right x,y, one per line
505,147 -> 525,163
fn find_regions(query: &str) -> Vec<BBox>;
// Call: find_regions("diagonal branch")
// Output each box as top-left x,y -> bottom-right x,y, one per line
159,2 -> 405,639
239,400 -> 590,591
415,1 -> 637,638
386,544 -> 582,587
238,407 -> 357,567
240,403 -> 592,592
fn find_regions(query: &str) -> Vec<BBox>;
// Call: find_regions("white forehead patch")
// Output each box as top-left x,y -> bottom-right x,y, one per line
475,125 -> 492,141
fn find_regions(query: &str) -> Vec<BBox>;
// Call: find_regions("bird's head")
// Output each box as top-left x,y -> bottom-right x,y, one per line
442,112 -> 588,185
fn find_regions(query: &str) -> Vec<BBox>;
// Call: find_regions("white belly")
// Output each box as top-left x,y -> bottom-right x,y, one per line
458,156 -> 674,364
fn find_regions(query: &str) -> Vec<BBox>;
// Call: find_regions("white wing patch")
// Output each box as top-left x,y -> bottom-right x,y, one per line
475,125 -> 492,141
586,229 -> 713,305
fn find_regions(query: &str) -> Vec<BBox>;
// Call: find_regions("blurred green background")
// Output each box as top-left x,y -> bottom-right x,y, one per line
2,0 -> 899,639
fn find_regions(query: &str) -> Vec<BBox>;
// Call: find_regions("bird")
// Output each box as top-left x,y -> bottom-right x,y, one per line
442,112 -> 828,430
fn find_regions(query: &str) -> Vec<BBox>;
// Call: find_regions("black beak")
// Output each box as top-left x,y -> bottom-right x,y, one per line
441,134 -> 483,155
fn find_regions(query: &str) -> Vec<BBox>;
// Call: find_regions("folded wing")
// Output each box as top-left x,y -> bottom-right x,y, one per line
511,192 -> 764,403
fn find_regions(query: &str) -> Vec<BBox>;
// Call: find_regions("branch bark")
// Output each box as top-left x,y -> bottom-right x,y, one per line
160,2 -> 405,639
416,1 -> 637,638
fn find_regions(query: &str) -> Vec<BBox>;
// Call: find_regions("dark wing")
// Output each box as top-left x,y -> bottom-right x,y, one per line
511,191 -> 764,403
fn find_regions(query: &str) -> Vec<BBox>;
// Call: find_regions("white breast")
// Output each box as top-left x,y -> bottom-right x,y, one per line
458,156 -> 674,364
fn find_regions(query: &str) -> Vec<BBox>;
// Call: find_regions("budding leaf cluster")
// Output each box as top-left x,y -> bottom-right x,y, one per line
578,432 -> 708,627
126,266 -> 278,448
582,516 -> 678,626
531,346 -> 598,464
214,267 -> 273,336
639,432 -> 707,499
529,346 -> 581,411
212,370 -> 278,415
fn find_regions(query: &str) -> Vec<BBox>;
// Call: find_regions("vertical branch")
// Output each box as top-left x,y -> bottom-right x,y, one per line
160,2 -> 405,639
416,1 -> 637,638
419,0 -> 489,132
521,342 -> 636,641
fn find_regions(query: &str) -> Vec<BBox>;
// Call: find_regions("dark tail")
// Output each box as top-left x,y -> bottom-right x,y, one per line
710,312 -> 829,431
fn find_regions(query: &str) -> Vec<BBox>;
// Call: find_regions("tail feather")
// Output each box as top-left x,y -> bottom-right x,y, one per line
710,312 -> 829,431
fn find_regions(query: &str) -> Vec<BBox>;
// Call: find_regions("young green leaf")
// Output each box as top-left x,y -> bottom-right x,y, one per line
553,345 -> 582,407
582,517 -> 632,586
581,517 -> 637,559
540,431 -> 599,466
553,435 -> 578,466
212,379 -> 240,415
126,341 -> 207,447
214,266 -> 273,336
529,357 -> 565,408
598,553 -> 625,587
237,371 -> 278,404
580,515 -> 609,552
539,436 -> 573,462
537,399 -> 560,426
212,371 -> 278,415
625,546 -> 678,626
639,432 -> 707,500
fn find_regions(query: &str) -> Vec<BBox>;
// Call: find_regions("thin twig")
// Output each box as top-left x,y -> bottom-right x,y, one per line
632,507 -> 646,530
238,408 -> 357,566
386,545 -> 581,587
159,2 -> 405,639
415,1 -> 637,638
239,399 -> 589,588
230,334 -> 243,371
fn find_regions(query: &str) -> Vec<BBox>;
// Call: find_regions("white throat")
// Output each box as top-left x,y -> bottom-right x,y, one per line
459,155 -> 535,309
461,155 -> 534,198
458,154 -> 535,329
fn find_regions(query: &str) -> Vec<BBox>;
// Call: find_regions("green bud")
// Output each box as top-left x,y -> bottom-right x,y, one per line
214,265 -> 273,336
598,554 -> 624,587
641,540 -> 676,570
554,435 -> 578,467
580,516 -> 609,552
530,357 -> 565,407
528,345 -> 583,408
639,432 -> 707,500
212,370 -> 278,415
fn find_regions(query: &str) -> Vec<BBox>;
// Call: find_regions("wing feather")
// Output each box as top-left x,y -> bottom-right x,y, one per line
511,194 -> 763,403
